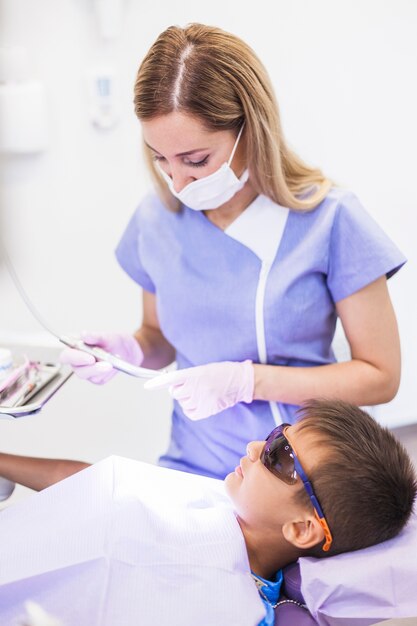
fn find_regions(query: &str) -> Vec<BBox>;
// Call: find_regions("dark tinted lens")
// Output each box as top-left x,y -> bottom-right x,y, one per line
262,428 -> 297,485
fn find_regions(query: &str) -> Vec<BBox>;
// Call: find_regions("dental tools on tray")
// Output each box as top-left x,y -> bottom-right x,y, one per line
0,357 -> 60,408
0,353 -> 72,419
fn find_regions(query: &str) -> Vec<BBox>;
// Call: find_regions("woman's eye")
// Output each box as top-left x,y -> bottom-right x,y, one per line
186,156 -> 209,168
152,154 -> 209,167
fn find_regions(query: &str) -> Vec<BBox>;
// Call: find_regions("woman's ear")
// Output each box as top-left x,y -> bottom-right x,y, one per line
282,513 -> 325,550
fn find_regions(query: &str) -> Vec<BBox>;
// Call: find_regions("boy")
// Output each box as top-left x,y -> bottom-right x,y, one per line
0,399 -> 416,625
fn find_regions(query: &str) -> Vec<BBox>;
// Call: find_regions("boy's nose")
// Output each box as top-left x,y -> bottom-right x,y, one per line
246,441 -> 264,462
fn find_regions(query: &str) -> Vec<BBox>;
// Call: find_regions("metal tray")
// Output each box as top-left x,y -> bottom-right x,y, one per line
0,364 -> 73,419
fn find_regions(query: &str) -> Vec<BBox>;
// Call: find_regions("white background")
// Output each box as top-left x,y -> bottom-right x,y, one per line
0,1 -> 416,500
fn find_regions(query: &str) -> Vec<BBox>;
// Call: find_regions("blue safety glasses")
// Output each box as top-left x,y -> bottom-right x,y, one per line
261,423 -> 333,552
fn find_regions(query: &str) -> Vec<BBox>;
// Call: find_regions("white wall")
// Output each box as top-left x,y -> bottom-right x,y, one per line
0,0 -> 416,487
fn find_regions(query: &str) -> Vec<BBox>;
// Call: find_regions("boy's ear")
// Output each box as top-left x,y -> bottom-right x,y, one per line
282,513 -> 325,550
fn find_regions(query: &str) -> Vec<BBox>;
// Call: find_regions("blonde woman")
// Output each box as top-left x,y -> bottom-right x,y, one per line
61,24 -> 405,480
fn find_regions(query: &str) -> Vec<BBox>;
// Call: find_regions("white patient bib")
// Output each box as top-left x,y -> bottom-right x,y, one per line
0,457 -> 265,626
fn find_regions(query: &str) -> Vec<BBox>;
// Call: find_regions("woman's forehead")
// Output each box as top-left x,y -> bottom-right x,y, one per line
141,112 -> 233,151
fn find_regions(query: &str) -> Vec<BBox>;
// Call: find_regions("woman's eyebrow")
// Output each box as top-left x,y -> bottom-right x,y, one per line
145,141 -> 209,157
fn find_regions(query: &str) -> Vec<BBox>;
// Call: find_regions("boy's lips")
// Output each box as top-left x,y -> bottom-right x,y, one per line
235,462 -> 243,477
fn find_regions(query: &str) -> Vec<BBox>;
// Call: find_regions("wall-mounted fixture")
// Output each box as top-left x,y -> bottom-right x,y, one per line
88,68 -> 119,130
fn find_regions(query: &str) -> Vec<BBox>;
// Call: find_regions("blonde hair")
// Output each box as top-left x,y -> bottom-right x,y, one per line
134,23 -> 331,211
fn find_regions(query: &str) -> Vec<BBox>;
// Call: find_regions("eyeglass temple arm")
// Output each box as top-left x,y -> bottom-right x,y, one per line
284,427 -> 333,552
295,462 -> 333,552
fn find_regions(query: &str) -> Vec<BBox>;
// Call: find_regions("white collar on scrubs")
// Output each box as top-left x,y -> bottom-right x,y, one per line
225,194 -> 289,264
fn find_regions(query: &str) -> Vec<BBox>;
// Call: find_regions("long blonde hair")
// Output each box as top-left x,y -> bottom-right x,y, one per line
134,23 -> 331,211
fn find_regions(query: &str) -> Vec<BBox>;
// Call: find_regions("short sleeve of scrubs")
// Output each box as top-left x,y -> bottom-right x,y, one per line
115,206 -> 156,293
327,192 -> 406,303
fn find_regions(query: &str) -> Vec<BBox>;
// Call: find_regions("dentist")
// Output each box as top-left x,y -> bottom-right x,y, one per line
61,24 -> 406,479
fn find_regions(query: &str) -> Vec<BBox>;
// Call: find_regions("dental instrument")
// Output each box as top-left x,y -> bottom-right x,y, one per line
1,245 -> 161,380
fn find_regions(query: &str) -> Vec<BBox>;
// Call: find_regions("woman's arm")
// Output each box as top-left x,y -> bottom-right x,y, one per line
253,276 -> 401,406
135,290 -> 176,370
0,453 -> 90,491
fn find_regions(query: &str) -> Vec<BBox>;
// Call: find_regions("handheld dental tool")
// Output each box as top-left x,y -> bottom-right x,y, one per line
1,245 -> 161,380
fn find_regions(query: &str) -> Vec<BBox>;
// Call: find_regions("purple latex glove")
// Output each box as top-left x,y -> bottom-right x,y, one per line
144,360 -> 254,420
59,332 -> 144,385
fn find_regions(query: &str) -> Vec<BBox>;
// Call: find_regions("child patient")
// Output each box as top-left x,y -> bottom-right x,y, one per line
0,399 -> 416,626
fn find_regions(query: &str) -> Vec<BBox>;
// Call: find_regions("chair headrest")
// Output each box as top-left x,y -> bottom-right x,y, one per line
282,561 -> 304,604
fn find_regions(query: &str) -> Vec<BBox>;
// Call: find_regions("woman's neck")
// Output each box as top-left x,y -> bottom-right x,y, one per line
203,181 -> 258,230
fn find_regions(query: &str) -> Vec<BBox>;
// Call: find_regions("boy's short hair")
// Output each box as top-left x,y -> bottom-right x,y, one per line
295,399 -> 417,556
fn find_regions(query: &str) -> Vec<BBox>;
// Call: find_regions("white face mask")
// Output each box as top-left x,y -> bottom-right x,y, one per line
157,125 -> 248,211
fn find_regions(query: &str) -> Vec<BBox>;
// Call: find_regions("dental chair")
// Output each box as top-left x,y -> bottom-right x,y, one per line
274,513 -> 417,626
0,457 -> 416,626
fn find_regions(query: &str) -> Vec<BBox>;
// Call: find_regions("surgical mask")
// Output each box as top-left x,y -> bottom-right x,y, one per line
157,125 -> 248,211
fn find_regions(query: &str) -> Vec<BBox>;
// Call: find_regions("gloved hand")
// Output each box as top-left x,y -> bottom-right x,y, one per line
59,332 -> 144,385
144,360 -> 254,420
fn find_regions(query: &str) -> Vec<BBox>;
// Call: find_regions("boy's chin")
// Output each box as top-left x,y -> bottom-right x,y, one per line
224,470 -> 240,501
223,471 -> 234,493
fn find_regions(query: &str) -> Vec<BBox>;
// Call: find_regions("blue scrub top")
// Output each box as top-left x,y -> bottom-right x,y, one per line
116,188 -> 405,479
